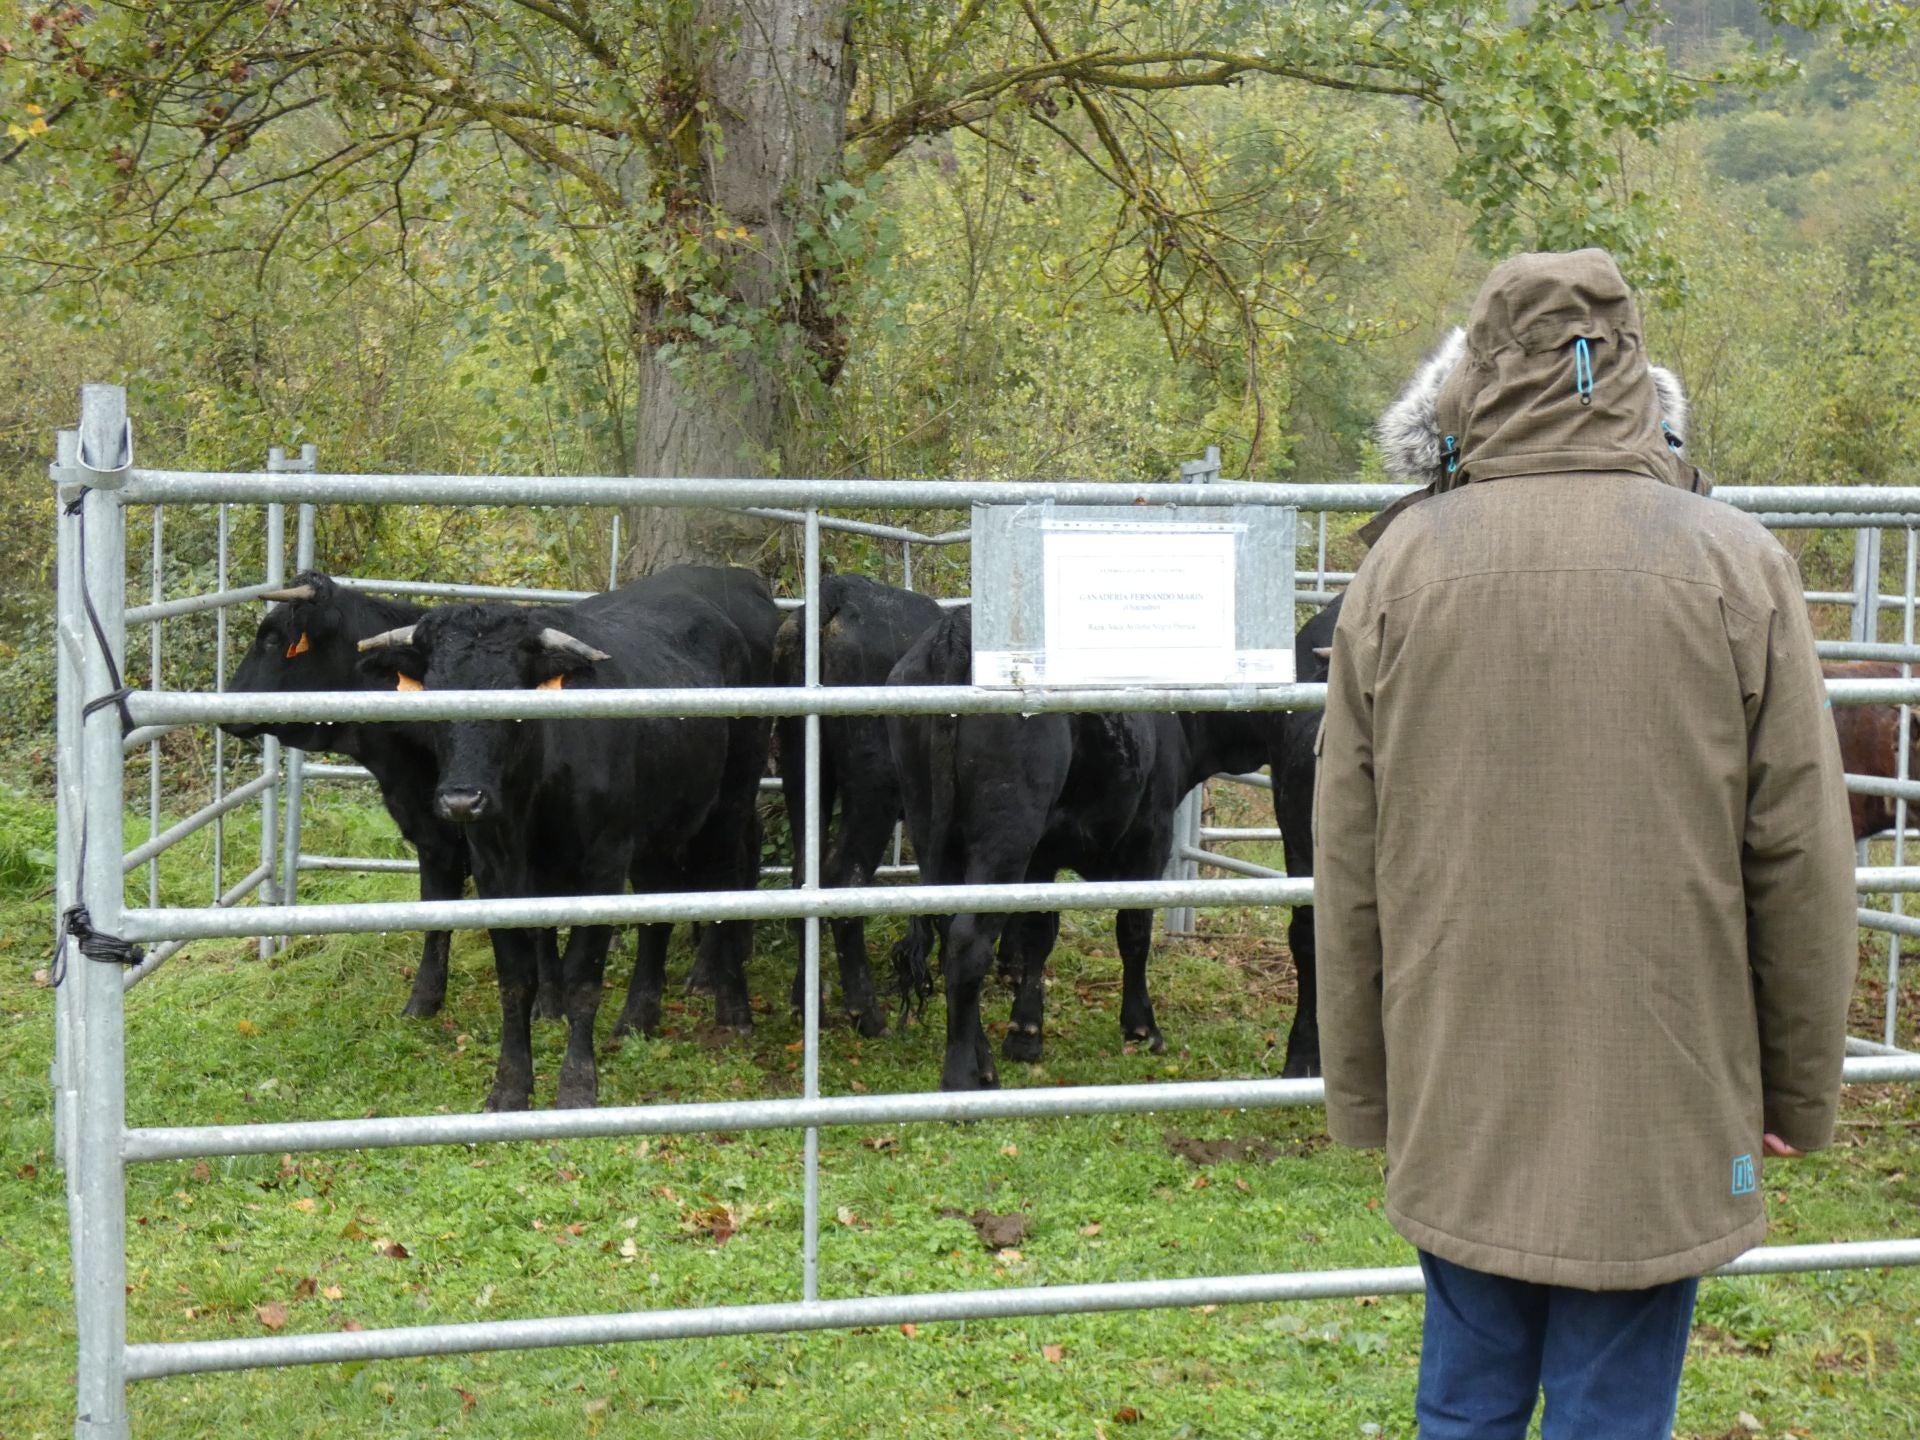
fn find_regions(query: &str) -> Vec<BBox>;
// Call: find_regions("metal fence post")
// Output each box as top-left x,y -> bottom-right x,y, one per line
71,384 -> 132,1440
212,505 -> 228,901
146,505 -> 163,913
276,446 -> 318,924
257,475 -> 286,957
802,508 -> 823,1305
1163,446 -> 1221,937
52,429 -> 82,1178
1891,528 -> 1917,1048
1852,526 -> 1883,645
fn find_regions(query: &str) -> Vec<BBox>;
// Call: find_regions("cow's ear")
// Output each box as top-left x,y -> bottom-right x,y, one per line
524,626 -> 607,687
527,650 -> 596,688
356,641 -> 426,687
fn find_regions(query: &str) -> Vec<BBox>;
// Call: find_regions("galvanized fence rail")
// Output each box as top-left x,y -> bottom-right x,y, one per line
53,383 -> 1920,1438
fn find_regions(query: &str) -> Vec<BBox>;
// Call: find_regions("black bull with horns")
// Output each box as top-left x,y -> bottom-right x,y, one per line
357,569 -> 775,1111
223,571 -> 476,1019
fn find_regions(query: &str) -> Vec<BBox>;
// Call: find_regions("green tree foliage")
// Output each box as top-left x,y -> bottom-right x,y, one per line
4,1 -> 1901,492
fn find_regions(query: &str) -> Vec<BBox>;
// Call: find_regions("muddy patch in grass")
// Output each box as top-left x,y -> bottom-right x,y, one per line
1163,1130 -> 1328,1165
939,1208 -> 1030,1250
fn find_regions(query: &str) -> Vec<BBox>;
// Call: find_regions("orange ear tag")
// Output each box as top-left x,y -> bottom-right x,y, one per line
285,632 -> 311,659
395,674 -> 424,692
536,674 -> 566,691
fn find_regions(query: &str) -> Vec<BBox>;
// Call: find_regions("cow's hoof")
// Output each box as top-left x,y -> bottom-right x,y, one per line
850,1008 -> 888,1040
1002,1024 -> 1044,1064
714,998 -> 754,1032
554,1077 -> 598,1109
1280,1052 -> 1322,1080
1125,1023 -> 1166,1055
941,1066 -> 1000,1092
399,993 -> 443,1020
532,989 -> 564,1022
612,999 -> 662,1042
483,1084 -> 532,1113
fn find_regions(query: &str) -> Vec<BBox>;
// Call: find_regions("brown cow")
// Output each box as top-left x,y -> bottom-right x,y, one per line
1824,661 -> 1920,841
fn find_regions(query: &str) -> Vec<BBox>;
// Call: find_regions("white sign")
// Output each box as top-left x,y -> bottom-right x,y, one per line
1040,526 -> 1238,685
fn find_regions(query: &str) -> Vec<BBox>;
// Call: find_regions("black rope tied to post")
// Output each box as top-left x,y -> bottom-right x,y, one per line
51,904 -> 145,988
64,488 -> 136,736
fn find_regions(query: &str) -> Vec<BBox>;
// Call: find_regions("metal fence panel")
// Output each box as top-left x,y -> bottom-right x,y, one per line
55,384 -> 1920,1436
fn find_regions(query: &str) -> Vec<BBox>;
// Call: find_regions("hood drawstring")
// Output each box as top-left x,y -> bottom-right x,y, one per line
1443,434 -> 1459,475
1662,420 -> 1683,452
1573,338 -> 1595,407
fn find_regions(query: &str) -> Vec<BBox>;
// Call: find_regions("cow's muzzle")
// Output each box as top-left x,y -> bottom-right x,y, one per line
435,787 -> 493,823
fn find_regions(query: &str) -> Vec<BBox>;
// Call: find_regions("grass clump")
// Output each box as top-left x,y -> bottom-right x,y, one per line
0,775 -> 1915,1437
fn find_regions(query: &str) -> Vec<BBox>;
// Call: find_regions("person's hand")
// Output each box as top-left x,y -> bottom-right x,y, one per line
1762,1132 -> 1803,1158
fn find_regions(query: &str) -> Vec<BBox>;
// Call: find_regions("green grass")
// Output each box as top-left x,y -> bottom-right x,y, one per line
2,776 -> 1918,1437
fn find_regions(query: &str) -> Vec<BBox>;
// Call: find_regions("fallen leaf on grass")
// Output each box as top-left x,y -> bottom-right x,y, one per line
455,1388 -> 476,1414
235,1019 -> 259,1036
292,1276 -> 316,1301
566,1222 -> 586,1237
290,1196 -> 316,1213
31,968 -> 50,988
15,1163 -> 36,1181
254,1302 -> 288,1331
188,1162 -> 211,1183
379,1241 -> 410,1260
899,1323 -> 917,1338
1114,1407 -> 1142,1424
321,1285 -> 343,1301
1041,1343 -> 1064,1363
1079,1222 -> 1102,1237
619,1238 -> 638,1260
862,1134 -> 898,1152
340,1319 -> 364,1332
679,1200 -> 754,1245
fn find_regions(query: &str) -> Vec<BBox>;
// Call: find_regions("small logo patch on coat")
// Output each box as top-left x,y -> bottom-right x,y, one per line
1731,1154 -> 1757,1196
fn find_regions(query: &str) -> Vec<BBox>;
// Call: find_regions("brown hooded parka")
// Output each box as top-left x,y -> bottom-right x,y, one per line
1313,249 -> 1858,1289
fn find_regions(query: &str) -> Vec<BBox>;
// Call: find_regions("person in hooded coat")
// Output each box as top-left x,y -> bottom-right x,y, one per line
1313,248 -> 1857,1438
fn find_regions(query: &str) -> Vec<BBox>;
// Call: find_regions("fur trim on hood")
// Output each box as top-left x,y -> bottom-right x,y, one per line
1376,325 -> 1692,487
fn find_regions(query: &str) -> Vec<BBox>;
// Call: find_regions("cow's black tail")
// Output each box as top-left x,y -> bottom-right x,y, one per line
891,619 -> 966,1019
890,704 -> 956,1020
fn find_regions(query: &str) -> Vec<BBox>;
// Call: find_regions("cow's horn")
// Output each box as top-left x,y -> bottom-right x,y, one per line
261,583 -> 317,602
537,628 -> 610,663
1313,646 -> 1332,659
356,625 -> 419,652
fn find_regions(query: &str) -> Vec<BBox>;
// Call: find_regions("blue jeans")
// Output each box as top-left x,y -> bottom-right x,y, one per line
1416,1251 -> 1699,1440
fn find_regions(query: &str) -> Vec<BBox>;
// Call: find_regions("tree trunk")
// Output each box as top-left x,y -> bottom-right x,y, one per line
624,0 -> 855,578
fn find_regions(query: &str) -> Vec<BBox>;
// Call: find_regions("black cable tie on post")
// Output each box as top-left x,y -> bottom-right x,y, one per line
56,905 -> 146,984
64,486 -> 137,737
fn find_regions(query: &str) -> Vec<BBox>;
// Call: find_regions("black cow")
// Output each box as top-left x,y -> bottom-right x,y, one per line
1261,595 -> 1336,1079
223,572 -> 475,1019
772,574 -> 946,1037
358,567 -> 773,1110
886,600 -> 1336,1089
886,607 -> 1273,1090
622,566 -> 780,1009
